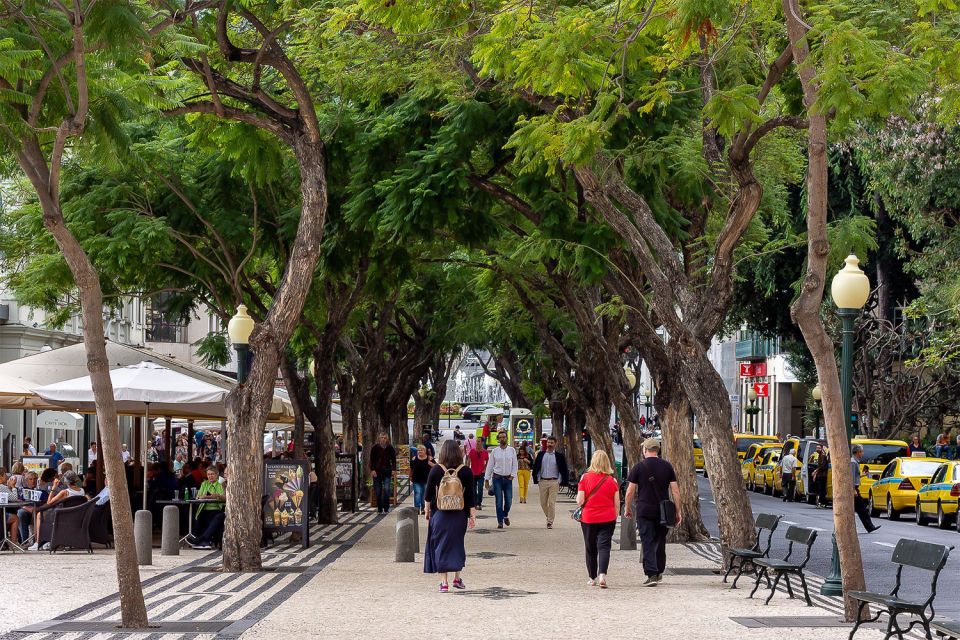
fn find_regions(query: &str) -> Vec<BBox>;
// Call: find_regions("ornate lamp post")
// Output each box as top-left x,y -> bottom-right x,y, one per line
228,304 -> 255,384
746,387 -> 759,433
643,388 -> 652,423
821,255 -> 870,597
811,383 -> 822,439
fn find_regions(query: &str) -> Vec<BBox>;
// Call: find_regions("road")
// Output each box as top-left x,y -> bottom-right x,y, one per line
696,474 -> 960,621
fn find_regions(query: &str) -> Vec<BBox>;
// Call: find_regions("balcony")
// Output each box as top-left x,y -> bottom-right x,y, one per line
736,334 -> 779,361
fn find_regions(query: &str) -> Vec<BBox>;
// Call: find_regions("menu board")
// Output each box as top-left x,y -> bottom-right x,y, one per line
396,445 -> 411,477
335,454 -> 357,511
22,456 -> 52,475
263,459 -> 310,548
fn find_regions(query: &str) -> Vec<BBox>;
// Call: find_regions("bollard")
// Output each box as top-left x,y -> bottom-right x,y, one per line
619,513 -> 637,551
396,506 -> 419,552
134,509 -> 153,566
395,519 -> 416,562
161,505 -> 180,556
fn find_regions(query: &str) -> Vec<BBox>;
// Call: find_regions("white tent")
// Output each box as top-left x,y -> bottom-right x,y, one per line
35,411 -> 84,432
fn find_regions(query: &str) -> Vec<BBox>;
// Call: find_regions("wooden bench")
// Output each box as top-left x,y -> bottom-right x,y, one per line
723,513 -> 781,589
748,525 -> 817,606
848,538 -> 954,640
932,620 -> 960,640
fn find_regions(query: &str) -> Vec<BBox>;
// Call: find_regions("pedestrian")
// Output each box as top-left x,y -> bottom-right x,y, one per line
778,448 -> 799,502
851,444 -> 880,533
411,445 -> 434,515
516,444 -> 533,503
419,434 -> 435,460
532,435 -> 569,529
809,444 -> 827,507
624,438 -> 682,587
370,432 -> 397,514
908,434 -> 924,455
87,441 -> 98,464
464,433 -> 477,456
484,430 -> 517,529
121,443 -> 131,464
577,450 -> 620,588
453,425 -> 465,442
467,439 -> 488,511
424,439 -> 476,593
24,437 -> 36,456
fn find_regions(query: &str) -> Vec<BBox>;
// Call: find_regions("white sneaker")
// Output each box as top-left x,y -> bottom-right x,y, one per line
587,578 -> 596,586
41,542 -> 50,551
27,543 -> 39,551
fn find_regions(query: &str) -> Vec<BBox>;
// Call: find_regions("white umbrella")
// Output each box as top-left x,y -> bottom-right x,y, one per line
33,361 -> 229,509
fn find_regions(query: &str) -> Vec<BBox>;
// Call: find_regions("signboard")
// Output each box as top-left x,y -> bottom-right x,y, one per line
35,411 -> 84,432
335,454 -> 357,511
513,417 -> 534,445
752,382 -> 770,398
739,363 -> 768,378
22,456 -> 52,475
263,459 -> 310,548
396,445 -> 411,478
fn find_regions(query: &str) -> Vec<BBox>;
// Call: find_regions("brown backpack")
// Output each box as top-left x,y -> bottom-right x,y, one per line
436,464 -> 466,510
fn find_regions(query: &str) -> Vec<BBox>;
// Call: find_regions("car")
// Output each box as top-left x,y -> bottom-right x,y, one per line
851,438 -> 909,499
693,438 -> 704,471
742,442 -> 781,491
869,456 -> 947,520
780,437 -> 825,503
461,404 -> 497,421
915,461 -> 960,529
754,449 -> 782,496
733,433 -> 780,461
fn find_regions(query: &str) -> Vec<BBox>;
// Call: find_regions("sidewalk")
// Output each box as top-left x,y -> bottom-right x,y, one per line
244,486 -> 891,640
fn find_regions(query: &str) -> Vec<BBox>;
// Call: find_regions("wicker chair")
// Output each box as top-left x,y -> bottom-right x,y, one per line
89,502 -> 114,548
37,495 -> 87,545
49,499 -> 96,553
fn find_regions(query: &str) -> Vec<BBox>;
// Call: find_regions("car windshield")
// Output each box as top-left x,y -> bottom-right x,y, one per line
737,437 -> 772,453
761,451 -> 778,464
693,439 -> 701,449
900,460 -> 942,477
858,444 -> 907,466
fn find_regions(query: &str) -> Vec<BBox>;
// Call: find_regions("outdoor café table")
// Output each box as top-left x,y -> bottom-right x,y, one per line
156,498 -> 224,544
0,500 -> 30,552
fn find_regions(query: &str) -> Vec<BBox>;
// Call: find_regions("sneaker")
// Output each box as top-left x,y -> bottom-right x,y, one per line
504,517 -> 510,526
642,576 -> 658,587
655,574 -> 663,583
497,522 -> 504,529
546,522 -> 553,529
41,542 -> 50,551
27,543 -> 39,551
587,578 -> 596,586
867,525 -> 881,533
439,582 -> 449,593
452,578 -> 465,590
598,574 -> 607,589
190,541 -> 213,550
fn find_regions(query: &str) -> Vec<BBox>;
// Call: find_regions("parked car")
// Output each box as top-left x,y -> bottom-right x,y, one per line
755,449 -> 782,496
742,442 -> 781,491
869,456 -> 947,520
915,460 -> 960,529
733,433 -> 779,461
461,404 -> 497,421
693,438 -> 704,471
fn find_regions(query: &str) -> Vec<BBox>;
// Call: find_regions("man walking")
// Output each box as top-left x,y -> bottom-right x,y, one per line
468,439 -> 489,510
532,435 -> 569,529
370,433 -> 397,515
778,448 -> 799,502
484,430 -> 517,528
624,439 -> 682,586
851,444 -> 880,533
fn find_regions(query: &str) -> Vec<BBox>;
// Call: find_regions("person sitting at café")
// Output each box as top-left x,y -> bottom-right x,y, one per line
187,466 -> 226,550
0,470 -> 18,542
94,476 -> 110,505
29,470 -> 87,550
38,468 -> 57,491
173,453 -> 185,476
15,471 -> 42,544
9,462 -> 25,488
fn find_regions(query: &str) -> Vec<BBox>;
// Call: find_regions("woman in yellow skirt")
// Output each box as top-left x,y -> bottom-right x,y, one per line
516,444 -> 533,503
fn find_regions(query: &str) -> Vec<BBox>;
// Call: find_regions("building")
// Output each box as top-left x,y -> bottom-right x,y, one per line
453,350 -> 506,404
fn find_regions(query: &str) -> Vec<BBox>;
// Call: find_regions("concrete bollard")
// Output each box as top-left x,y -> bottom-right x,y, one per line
134,509 -> 153,566
619,513 -> 637,551
161,505 -> 180,556
395,519 -> 416,562
396,506 -> 419,552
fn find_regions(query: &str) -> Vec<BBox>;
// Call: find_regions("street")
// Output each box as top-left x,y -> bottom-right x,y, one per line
697,474 -> 960,620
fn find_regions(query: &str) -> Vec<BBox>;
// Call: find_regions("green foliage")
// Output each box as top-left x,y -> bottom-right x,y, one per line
195,332 -> 233,369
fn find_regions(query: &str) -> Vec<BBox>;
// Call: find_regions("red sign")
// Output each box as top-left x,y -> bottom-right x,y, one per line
740,363 -> 768,378
753,382 -> 770,398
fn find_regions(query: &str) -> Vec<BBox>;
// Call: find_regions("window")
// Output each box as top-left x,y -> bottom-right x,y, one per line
146,296 -> 187,343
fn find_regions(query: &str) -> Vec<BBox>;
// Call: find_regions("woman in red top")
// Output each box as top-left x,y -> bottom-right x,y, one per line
577,450 -> 620,588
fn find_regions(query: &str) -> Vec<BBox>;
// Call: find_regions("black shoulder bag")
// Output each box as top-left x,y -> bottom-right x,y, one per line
642,460 -> 677,528
572,474 -> 609,522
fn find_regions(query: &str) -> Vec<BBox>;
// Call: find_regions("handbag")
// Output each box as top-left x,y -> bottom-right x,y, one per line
571,474 -> 610,522
642,460 -> 677,528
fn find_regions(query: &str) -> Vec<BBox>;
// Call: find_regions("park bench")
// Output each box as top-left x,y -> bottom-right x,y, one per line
932,620 -> 960,640
848,538 -> 953,640
748,525 -> 817,606
723,513 -> 781,589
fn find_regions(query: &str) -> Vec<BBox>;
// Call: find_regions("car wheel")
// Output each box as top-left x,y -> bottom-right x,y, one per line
916,499 -> 928,526
887,495 -> 900,521
937,502 -> 951,530
869,492 -> 881,518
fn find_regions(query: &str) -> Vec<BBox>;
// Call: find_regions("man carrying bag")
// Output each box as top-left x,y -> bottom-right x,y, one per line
624,438 -> 682,587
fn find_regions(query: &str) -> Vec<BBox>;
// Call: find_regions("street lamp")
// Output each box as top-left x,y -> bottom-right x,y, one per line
746,387 -> 759,433
228,304 -> 255,384
821,254 -> 870,598
811,384 -> 822,439
644,388 -> 652,422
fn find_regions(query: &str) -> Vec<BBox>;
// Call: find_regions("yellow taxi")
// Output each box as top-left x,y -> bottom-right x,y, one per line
742,442 -> 782,491
754,449 -> 782,496
869,456 -> 948,520
733,433 -> 780,461
915,461 -> 960,529
693,438 -> 704,471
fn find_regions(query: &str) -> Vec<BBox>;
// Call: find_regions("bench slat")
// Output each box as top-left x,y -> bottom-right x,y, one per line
891,539 -> 953,571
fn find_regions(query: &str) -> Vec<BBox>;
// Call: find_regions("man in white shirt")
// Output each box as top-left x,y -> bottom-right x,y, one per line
24,437 -> 36,456
778,449 -> 799,502
121,444 -> 131,464
88,441 -> 98,464
484,430 -> 517,528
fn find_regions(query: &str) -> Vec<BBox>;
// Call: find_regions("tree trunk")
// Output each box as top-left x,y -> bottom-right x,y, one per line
564,405 -> 586,475
784,0 -> 866,619
412,389 -> 432,439
222,137 -> 328,572
661,390 -> 710,542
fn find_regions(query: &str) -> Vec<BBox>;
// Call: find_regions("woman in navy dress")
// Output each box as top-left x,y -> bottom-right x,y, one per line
424,439 -> 476,592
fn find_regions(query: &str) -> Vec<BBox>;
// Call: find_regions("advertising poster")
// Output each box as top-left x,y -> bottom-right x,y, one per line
22,456 -> 52,475
263,459 -> 310,548
513,417 -> 534,445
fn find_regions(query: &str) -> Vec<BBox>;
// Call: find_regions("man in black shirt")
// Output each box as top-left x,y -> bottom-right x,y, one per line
624,438 -> 682,586
370,433 -> 397,514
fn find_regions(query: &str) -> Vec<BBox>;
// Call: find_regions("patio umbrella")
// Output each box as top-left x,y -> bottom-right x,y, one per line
33,361 -> 229,509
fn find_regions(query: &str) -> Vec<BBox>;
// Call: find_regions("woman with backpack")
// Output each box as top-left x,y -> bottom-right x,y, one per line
424,439 -> 476,592
577,450 -> 620,588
